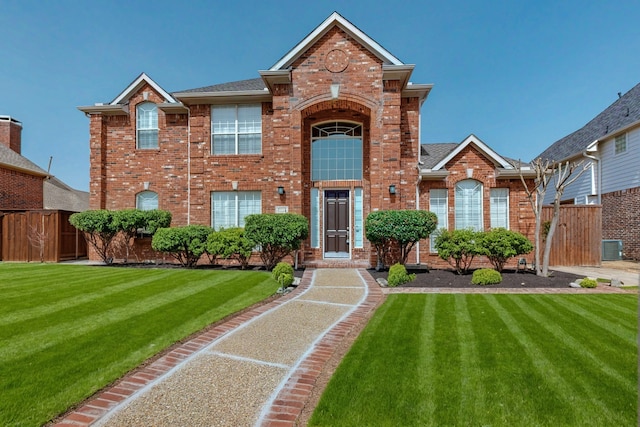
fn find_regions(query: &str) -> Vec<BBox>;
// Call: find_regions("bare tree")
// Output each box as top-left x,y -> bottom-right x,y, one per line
28,215 -> 48,262
519,158 -> 591,276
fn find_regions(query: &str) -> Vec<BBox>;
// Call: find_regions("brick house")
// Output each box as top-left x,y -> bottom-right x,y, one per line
538,82 -> 640,260
0,116 -> 46,210
79,12 -> 536,268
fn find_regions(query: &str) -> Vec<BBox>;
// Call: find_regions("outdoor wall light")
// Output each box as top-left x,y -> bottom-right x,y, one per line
389,184 -> 396,195
277,186 -> 285,195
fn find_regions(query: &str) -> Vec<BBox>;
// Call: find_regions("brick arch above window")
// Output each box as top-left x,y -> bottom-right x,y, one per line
299,98 -> 372,119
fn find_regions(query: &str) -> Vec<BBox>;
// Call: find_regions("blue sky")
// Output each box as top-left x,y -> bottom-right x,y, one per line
1,0 -> 638,191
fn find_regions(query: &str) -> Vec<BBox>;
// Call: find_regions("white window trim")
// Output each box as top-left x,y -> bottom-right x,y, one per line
614,133 -> 627,155
136,190 -> 158,211
211,191 -> 262,230
211,104 -> 262,155
429,189 -> 448,252
136,102 -> 158,149
490,188 -> 509,229
455,179 -> 484,231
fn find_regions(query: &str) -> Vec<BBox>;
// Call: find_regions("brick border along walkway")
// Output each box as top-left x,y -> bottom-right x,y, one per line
52,269 -> 384,427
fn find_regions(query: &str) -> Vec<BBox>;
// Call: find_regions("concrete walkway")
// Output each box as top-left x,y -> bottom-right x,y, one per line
551,260 -> 639,287
53,269 -> 383,427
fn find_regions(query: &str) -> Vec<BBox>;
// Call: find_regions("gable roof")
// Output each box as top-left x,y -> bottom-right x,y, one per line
270,11 -> 403,71
111,73 -> 177,105
0,143 -> 48,177
419,136 -> 534,180
431,134 -> 513,170
537,82 -> 640,161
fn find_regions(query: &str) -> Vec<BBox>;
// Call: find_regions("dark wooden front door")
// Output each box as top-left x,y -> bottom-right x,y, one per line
324,190 -> 349,257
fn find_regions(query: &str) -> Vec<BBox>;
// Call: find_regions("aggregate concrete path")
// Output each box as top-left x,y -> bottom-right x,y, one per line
53,268 -> 383,427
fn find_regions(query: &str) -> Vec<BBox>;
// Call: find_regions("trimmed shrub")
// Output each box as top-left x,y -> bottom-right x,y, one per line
387,263 -> 416,287
142,209 -> 172,235
471,268 -> 503,285
481,228 -> 534,272
151,225 -> 212,267
207,227 -> 254,269
434,228 -> 484,274
278,273 -> 294,288
244,213 -> 309,270
365,210 -> 438,268
69,210 -> 119,264
272,262 -> 294,283
580,278 -> 597,288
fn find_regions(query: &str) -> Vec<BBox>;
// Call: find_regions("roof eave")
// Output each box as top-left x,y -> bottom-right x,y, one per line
0,162 -> 48,178
157,102 -> 189,114
77,104 -> 129,115
418,169 -> 450,180
259,70 -> 291,93
402,84 -> 434,105
496,169 -> 537,179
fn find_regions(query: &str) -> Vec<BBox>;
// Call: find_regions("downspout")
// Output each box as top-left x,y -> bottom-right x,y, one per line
187,108 -> 191,225
582,143 -> 600,204
415,177 -> 420,265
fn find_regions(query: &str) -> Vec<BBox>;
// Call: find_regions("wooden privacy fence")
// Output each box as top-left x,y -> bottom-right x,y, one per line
541,205 -> 602,266
1,210 -> 87,262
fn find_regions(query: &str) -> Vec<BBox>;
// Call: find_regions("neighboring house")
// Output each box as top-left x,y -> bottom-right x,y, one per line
537,83 -> 640,260
0,116 -> 47,210
44,177 -> 89,212
78,12 -> 537,268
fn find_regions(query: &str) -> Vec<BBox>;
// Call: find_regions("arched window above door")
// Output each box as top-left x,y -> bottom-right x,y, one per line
311,122 -> 362,181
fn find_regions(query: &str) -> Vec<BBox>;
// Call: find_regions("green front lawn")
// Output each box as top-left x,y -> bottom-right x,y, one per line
0,263 -> 278,427
310,294 -> 638,426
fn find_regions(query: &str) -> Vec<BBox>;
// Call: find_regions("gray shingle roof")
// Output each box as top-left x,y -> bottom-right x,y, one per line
0,144 -> 47,175
43,177 -> 89,212
537,82 -> 640,161
420,143 -> 458,168
175,78 -> 266,94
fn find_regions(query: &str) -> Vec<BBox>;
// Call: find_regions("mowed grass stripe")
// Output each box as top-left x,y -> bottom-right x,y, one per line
485,295 -> 626,426
0,265 -> 278,427
0,272 -> 240,362
311,294 -> 637,426
0,264 -> 135,297
0,270 -> 177,324
559,293 -> 638,327
506,296 -> 636,419
0,267 -> 148,308
453,295 -> 484,424
543,294 -> 637,343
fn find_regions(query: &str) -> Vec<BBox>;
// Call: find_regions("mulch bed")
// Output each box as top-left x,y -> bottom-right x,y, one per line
368,267 -> 583,289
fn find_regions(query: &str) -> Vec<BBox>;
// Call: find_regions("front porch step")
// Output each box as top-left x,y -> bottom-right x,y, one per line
302,260 -> 372,269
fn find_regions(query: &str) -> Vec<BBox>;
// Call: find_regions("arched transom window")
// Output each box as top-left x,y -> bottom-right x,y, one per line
311,122 -> 362,181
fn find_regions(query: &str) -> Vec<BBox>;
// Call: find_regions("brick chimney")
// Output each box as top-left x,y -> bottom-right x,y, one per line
0,115 -> 23,154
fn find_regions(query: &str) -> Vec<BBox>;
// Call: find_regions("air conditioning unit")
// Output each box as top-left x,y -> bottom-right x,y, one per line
602,240 -> 622,261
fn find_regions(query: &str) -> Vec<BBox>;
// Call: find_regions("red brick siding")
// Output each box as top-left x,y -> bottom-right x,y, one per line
0,167 -> 43,209
417,145 -> 537,269
0,119 -> 22,154
602,186 -> 640,260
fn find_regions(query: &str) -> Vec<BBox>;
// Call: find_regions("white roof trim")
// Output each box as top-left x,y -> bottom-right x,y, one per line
270,12 -> 403,71
111,73 -> 177,105
432,134 -> 513,170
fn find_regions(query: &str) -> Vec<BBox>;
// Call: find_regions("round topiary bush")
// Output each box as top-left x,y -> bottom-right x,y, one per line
387,263 -> 416,287
471,268 -> 502,285
580,278 -> 597,288
272,262 -> 294,285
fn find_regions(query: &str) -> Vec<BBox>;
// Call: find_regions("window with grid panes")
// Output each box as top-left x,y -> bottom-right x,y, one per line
455,179 -> 483,231
211,104 -> 261,154
429,189 -> 448,252
615,134 -> 627,154
490,188 -> 509,229
136,102 -> 158,149
311,122 -> 362,180
211,191 -> 261,230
